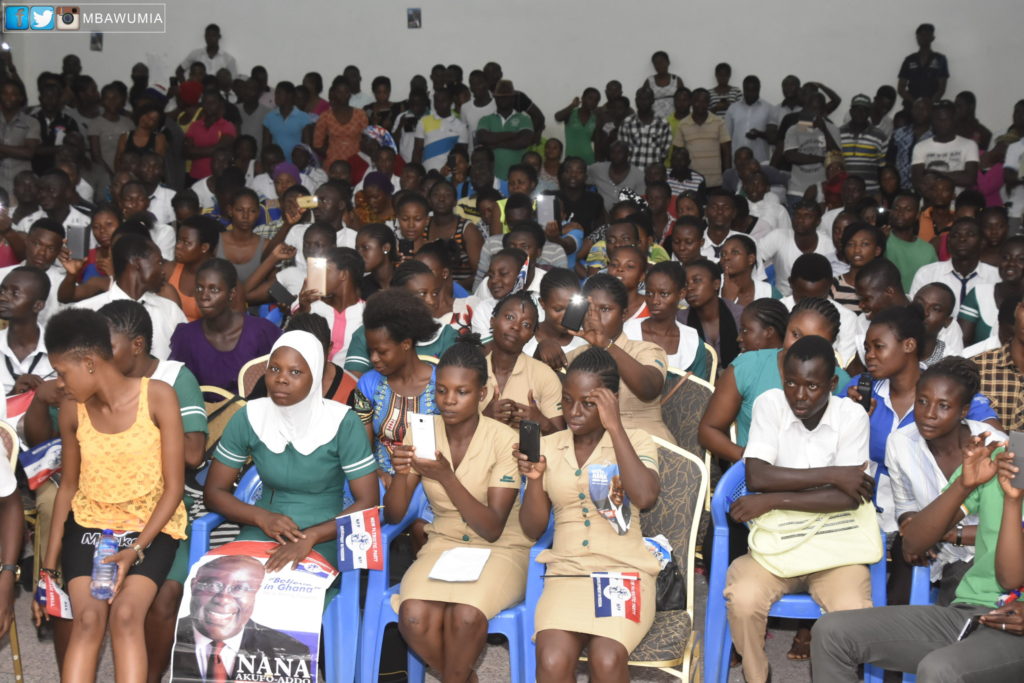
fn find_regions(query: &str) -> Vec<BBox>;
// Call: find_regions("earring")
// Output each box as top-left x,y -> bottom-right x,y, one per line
88,365 -> 94,374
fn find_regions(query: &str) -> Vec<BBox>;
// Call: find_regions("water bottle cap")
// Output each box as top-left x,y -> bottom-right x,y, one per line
102,529 -> 113,534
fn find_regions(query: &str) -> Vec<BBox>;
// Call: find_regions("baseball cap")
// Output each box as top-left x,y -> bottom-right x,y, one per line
851,94 -> 872,109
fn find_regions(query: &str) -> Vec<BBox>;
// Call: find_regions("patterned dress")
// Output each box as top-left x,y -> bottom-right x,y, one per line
353,366 -> 439,474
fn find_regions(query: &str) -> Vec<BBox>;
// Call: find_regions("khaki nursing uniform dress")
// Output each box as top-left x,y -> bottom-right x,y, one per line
395,416 -> 531,618
533,428 -> 660,652
482,353 -> 564,420
566,335 -> 675,444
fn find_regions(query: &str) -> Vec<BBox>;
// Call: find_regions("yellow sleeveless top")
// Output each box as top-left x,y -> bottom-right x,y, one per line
71,377 -> 187,539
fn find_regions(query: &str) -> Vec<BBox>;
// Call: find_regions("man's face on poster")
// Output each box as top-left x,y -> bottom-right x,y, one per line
190,558 -> 265,641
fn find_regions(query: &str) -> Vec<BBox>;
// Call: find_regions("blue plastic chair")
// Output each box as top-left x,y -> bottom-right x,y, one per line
358,491 -> 554,683
189,468 -> 361,683
703,461 -> 888,683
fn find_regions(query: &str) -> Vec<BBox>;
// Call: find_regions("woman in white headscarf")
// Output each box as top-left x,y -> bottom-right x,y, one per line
204,330 -> 379,571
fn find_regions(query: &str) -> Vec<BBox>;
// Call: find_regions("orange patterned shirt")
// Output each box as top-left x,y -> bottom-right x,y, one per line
71,377 -> 187,539
313,107 -> 369,170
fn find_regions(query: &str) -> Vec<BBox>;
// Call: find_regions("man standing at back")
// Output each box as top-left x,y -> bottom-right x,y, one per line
476,80 -> 534,181
839,95 -> 888,193
617,87 -> 672,171
177,24 -> 237,81
671,88 -> 731,188
725,76 -> 776,163
897,23 -> 949,107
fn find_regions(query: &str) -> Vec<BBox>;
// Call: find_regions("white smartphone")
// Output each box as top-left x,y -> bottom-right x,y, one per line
307,256 -> 327,295
408,413 -> 437,460
536,195 -> 555,225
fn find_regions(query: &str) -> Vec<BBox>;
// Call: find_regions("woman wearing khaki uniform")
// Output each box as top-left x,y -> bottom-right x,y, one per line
517,347 -> 661,682
565,273 -> 675,444
386,339 -> 530,682
482,292 -> 566,434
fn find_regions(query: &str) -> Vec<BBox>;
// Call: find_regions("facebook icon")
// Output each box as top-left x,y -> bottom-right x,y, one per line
4,6 -> 30,30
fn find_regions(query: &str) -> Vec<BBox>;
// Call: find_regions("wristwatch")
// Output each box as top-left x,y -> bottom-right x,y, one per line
129,542 -> 146,566
0,564 -> 20,581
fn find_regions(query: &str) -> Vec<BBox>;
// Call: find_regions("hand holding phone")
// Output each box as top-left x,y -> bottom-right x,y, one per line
1007,431 -> 1024,491
519,420 -> 541,463
561,294 -> 589,333
856,374 -> 873,413
306,257 -> 327,296
409,413 -> 437,460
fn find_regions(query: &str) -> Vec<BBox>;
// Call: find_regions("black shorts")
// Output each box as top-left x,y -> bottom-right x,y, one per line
61,514 -> 179,587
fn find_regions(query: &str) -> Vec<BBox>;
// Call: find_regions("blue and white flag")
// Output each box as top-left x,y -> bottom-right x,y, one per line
592,571 -> 641,623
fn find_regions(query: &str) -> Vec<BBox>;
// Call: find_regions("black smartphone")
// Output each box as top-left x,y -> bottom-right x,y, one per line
856,374 -> 873,413
520,420 -> 541,463
957,615 -> 981,641
66,224 -> 90,261
1009,431 -> 1024,490
398,238 -> 415,256
269,281 -> 297,308
561,294 -> 589,333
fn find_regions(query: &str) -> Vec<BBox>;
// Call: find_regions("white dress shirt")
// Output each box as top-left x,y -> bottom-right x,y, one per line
725,99 -> 776,162
885,419 -> 1000,579
744,389 -> 869,469
79,282 -> 187,360
15,206 -> 91,234
747,194 -> 792,235
909,260 -> 999,316
0,325 -> 52,395
192,625 -> 244,679
149,185 -> 177,226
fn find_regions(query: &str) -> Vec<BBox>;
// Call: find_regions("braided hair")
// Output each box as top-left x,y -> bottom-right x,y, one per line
791,297 -> 841,341
97,300 -> 153,355
567,346 -> 620,393
918,356 -> 981,406
438,333 -> 488,386
744,298 -> 790,341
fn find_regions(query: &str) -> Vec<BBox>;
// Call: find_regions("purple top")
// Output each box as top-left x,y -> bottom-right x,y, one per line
169,316 -> 282,393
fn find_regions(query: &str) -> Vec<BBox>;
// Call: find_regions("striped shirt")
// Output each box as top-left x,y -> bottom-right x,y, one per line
414,113 -> 468,172
839,123 -> 888,192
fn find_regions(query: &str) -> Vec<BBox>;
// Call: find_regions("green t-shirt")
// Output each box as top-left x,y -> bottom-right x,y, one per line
476,111 -> 534,180
884,235 -> 937,293
948,450 -> 1024,608
344,324 -> 460,373
564,108 -> 596,165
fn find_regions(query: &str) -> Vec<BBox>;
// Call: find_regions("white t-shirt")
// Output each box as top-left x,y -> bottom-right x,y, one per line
461,99 -> 496,145
190,177 -> 217,211
1003,139 -> 1024,218
744,389 -> 869,470
414,114 -> 469,172
911,136 -> 979,193
622,318 -> 700,372
180,47 -> 237,78
758,229 -> 836,297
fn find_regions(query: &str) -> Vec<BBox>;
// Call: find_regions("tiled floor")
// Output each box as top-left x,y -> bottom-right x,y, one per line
0,573 -> 815,682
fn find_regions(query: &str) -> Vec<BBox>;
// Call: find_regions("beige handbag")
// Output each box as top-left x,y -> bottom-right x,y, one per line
746,501 -> 883,578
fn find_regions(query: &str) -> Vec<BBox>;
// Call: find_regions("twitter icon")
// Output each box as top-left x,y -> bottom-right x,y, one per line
30,6 -> 55,30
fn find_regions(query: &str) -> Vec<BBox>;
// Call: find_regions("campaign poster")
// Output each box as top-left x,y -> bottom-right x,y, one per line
170,540 -> 337,683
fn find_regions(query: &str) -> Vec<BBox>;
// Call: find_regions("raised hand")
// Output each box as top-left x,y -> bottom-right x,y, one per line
960,433 -> 1003,490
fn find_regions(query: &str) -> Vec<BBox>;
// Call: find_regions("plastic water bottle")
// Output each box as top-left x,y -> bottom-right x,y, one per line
90,530 -> 119,600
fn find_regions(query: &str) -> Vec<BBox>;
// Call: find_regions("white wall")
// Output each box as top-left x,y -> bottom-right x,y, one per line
5,0 -> 1022,136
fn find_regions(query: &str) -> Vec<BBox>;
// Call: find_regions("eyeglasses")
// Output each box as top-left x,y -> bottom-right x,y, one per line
194,580 -> 259,596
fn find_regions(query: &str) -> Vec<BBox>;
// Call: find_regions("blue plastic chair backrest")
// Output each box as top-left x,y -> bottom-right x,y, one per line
710,461 -> 748,528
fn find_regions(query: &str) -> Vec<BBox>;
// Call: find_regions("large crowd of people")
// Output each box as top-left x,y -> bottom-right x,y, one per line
0,17 -> 1018,683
